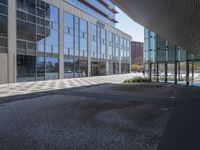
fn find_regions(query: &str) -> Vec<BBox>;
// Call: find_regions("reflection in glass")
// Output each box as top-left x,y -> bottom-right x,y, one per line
64,58 -> 74,78
17,55 -> 36,82
16,0 -> 59,81
46,57 -> 59,80
37,56 -> 45,80
64,12 -> 74,56
80,59 -> 88,77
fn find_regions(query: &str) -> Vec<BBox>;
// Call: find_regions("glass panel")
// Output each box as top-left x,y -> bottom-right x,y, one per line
80,59 -> 88,77
37,56 -> 45,80
17,20 -> 36,42
75,58 -> 79,77
91,24 -> 97,58
64,57 -> 74,78
17,55 -> 36,82
64,11 -> 74,56
80,19 -> 88,58
108,32 -> 113,60
0,15 -> 7,37
0,4 -> 7,15
46,57 -> 59,80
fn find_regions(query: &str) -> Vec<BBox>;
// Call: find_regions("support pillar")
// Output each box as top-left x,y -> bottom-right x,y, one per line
174,46 -> 177,84
156,62 -> 159,82
186,52 -> 189,86
192,61 -> 194,83
59,7 -> 64,79
88,24 -> 91,77
8,0 -> 17,83
178,61 -> 180,82
156,36 -> 159,82
165,62 -> 168,83
149,63 -> 152,82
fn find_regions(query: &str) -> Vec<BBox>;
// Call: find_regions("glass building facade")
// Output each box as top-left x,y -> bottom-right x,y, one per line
64,0 -> 117,26
0,0 -> 8,54
0,0 -> 131,84
16,0 -> 59,81
144,28 -> 200,86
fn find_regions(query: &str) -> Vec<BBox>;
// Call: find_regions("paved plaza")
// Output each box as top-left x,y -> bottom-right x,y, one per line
0,73 -> 200,150
0,73 -> 141,98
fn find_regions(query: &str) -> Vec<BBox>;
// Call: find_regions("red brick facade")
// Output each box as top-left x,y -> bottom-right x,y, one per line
131,41 -> 144,65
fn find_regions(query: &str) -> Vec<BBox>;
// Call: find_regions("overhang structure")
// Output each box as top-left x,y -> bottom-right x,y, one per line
112,0 -> 200,56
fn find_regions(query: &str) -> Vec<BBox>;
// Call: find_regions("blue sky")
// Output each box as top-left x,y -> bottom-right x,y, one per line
115,7 -> 144,42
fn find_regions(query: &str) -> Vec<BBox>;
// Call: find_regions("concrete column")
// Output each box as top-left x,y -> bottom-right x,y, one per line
105,30 -> 109,75
174,46 -> 177,84
88,23 -> 91,77
59,7 -> 64,79
119,38 -> 122,74
8,0 -> 17,83
186,52 -> 189,86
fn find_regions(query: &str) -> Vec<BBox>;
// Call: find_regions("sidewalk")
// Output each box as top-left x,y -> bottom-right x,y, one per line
0,73 -> 141,98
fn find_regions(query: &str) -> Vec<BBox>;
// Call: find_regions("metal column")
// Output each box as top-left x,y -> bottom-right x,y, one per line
174,46 -> 177,84
156,36 -> 159,82
178,61 -> 180,83
165,62 -> 168,83
149,63 -> 152,82
156,62 -> 159,82
186,52 -> 189,86
192,61 -> 194,83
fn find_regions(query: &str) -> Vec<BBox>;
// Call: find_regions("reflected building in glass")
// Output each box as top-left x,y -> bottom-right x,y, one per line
0,0 -> 131,84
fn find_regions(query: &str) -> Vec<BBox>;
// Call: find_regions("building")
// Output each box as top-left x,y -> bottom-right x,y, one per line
131,41 -> 143,66
0,0 -> 132,84
144,28 -> 200,85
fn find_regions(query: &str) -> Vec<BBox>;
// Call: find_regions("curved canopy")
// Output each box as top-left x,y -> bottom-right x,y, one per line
112,0 -> 200,56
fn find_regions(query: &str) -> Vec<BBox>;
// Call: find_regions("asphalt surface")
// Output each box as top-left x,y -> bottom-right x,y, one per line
157,86 -> 200,150
0,82 -> 178,150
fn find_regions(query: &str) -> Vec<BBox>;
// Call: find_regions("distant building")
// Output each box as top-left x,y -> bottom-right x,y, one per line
131,41 -> 144,66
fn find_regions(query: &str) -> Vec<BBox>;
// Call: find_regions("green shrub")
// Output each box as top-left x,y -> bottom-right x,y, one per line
124,77 -> 150,83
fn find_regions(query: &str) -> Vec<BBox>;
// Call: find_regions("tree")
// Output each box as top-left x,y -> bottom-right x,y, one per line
131,64 -> 143,71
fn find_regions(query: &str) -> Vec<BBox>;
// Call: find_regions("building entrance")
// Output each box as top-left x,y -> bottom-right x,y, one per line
91,62 -> 106,76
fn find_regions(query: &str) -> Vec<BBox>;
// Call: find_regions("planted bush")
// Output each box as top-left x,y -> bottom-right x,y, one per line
124,77 -> 150,83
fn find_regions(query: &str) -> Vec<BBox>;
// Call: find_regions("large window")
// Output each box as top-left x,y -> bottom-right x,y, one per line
45,5 -> 59,54
92,25 -> 106,60
114,34 -> 119,61
64,11 -> 88,78
91,24 -> 97,58
17,55 -> 36,82
37,56 -> 45,80
100,28 -> 106,59
0,0 -> 8,53
80,19 -> 88,58
64,12 -> 74,56
17,0 -> 59,81
64,58 -> 74,78
74,16 -> 79,57
108,32 -> 113,60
